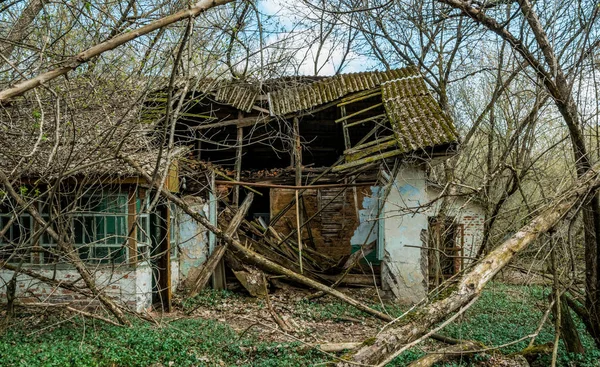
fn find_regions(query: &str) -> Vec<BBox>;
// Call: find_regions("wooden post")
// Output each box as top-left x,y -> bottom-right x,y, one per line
127,187 -> 138,264
159,203 -> 172,312
340,105 -> 360,220
293,117 -> 303,273
209,171 -> 226,289
233,111 -> 244,207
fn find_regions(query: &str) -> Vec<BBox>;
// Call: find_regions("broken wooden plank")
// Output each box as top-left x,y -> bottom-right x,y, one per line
234,267 -> 267,297
187,193 -> 254,297
344,135 -> 395,155
345,139 -> 398,162
345,114 -> 387,128
337,91 -> 382,107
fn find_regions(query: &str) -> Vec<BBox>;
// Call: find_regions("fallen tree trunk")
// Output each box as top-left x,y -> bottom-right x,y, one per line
336,160 -> 600,366
121,155 -> 395,323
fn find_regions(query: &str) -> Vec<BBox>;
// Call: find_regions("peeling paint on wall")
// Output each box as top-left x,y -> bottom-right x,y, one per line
177,196 -> 209,287
350,186 -> 380,248
0,265 -> 153,312
379,164 -> 486,304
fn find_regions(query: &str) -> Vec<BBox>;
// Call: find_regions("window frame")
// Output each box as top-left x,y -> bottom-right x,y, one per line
0,190 -> 148,266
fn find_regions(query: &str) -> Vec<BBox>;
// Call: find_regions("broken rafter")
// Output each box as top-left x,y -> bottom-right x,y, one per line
337,91 -> 382,107
214,180 -> 376,189
344,135 -> 395,155
344,114 -> 387,128
191,115 -> 270,130
345,139 -> 398,162
333,149 -> 404,172
334,103 -> 383,123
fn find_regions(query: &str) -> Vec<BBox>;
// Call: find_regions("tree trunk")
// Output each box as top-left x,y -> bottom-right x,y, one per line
557,295 -> 585,354
336,157 -> 600,366
0,0 -> 45,65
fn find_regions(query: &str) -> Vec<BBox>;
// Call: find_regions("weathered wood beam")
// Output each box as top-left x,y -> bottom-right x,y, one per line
344,135 -> 395,155
344,113 -> 387,128
337,91 -> 382,107
333,149 -> 403,172
233,111 -> 244,206
335,103 -> 383,123
214,180 -> 376,189
191,115 -> 269,130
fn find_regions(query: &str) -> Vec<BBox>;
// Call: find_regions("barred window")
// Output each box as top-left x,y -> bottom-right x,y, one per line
1,192 -> 135,264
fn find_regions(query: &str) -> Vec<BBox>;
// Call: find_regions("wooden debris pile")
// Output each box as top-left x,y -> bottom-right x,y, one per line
184,192 -> 377,300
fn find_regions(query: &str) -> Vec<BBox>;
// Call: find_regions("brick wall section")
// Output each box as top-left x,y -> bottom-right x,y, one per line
270,187 -> 370,259
426,185 -> 486,265
458,211 -> 485,260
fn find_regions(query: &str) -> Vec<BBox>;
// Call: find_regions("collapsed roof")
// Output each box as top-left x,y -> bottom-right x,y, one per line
147,66 -> 460,172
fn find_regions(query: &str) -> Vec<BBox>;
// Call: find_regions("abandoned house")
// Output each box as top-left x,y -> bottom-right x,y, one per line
159,65 -> 485,304
0,66 -> 485,311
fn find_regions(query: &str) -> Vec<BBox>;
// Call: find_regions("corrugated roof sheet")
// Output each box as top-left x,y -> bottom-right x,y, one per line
268,66 -> 419,115
381,76 -> 458,153
211,82 -> 260,112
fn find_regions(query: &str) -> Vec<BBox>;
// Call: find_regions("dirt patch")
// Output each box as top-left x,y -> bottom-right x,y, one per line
175,285 -> 388,345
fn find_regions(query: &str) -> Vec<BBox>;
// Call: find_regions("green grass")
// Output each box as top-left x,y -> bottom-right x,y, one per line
3,284 -> 600,366
0,316 -> 326,367
387,283 -> 600,367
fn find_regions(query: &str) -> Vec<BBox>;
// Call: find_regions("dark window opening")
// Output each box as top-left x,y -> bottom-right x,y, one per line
238,187 -> 271,226
427,216 -> 463,288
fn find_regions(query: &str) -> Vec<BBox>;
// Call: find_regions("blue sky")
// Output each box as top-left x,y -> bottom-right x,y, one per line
257,0 -> 377,75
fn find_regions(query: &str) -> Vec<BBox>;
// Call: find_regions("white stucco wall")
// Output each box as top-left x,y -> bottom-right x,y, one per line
177,196 -> 209,288
0,264 -> 153,312
380,164 -> 486,304
381,164 -> 429,304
